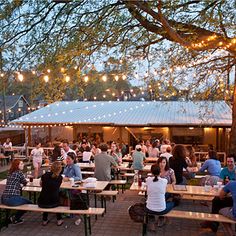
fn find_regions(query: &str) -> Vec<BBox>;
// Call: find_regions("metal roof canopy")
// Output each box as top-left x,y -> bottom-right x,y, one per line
10,101 -> 232,127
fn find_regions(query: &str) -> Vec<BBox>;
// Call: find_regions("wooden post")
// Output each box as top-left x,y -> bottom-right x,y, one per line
48,126 -> 52,142
28,126 -> 31,146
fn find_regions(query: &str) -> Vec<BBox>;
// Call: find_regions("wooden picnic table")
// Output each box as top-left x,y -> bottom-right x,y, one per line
130,182 -> 220,197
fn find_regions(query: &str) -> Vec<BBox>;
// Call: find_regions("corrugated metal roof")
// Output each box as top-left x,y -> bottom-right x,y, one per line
11,101 -> 232,127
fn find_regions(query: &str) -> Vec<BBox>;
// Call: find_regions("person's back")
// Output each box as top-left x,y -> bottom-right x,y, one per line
146,176 -> 167,212
132,145 -> 145,170
199,159 -> 221,176
38,171 -> 62,207
94,143 -> 117,181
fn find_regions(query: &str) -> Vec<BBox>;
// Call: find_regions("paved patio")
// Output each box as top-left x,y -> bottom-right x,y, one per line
0,183 -> 229,236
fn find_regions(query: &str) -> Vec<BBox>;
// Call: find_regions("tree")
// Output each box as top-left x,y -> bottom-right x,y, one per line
0,0 -> 235,150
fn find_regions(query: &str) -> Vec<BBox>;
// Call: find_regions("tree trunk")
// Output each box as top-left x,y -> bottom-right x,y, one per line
229,61 -> 236,154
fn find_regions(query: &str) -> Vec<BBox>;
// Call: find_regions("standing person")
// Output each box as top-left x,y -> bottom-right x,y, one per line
169,144 -> 191,185
30,142 -> 45,178
145,164 -> 176,228
38,161 -> 63,226
3,138 -> 13,162
132,144 -> 146,171
94,143 -> 117,181
1,159 -> 32,224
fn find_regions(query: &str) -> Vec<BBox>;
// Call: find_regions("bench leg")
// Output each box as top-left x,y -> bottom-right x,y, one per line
104,197 -> 107,214
142,213 -> 148,236
88,216 -> 91,235
83,215 -> 88,236
94,194 -> 97,220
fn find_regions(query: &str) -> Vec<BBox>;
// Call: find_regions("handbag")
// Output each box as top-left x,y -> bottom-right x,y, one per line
70,191 -> 89,210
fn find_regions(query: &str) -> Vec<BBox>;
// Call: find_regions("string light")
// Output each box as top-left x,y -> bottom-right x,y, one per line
18,73 -> 24,82
43,75 -> 49,82
65,75 -> 70,83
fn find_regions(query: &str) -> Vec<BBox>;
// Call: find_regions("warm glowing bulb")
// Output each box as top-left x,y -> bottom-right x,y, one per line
47,69 -> 51,73
115,75 -> 119,81
0,73 -> 4,77
102,75 -> 107,82
84,76 -> 89,82
61,67 -> 65,73
44,75 -> 49,82
18,73 -> 24,82
65,75 -> 70,83
32,70 -> 36,75
122,75 -> 126,80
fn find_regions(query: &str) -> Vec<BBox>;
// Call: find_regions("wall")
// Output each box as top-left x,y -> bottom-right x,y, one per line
203,128 -> 216,147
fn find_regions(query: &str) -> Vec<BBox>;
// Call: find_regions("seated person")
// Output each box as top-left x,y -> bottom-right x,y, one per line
82,146 -> 93,163
199,150 -> 221,177
132,145 -> 146,171
145,164 -> 177,228
219,181 -> 236,235
201,181 -> 235,233
220,154 -> 236,182
1,159 -> 32,224
63,152 -> 82,181
38,161 -> 63,226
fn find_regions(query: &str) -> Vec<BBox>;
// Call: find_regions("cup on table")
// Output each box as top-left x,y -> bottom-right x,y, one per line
213,185 -> 219,191
29,176 -> 34,183
197,162 -> 201,169
204,185 -> 212,192
69,177 -> 74,186
217,181 -> 223,189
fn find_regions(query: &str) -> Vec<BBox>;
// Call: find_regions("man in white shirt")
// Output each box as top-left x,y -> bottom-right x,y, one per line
61,140 -> 76,163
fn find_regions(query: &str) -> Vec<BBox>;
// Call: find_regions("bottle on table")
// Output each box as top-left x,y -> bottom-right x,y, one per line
134,170 -> 139,186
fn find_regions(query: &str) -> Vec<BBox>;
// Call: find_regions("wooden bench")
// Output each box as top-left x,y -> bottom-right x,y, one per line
143,210 -> 236,236
121,173 -> 135,182
181,194 -> 214,202
22,186 -> 42,203
109,180 -> 127,193
81,171 -> 95,176
96,191 -> 118,213
0,204 -> 105,236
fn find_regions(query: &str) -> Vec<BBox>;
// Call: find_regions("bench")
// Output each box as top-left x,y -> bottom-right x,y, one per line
0,204 -> 105,236
121,173 -> 135,182
96,191 -> 118,213
181,194 -> 214,202
143,210 -> 236,236
109,180 -> 127,193
81,171 -> 95,176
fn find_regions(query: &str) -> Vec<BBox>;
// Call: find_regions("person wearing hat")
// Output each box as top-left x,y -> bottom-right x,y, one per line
132,144 -> 146,171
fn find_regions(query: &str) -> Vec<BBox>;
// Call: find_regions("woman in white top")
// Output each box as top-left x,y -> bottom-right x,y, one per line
82,146 -> 93,163
30,142 -> 45,178
146,164 -> 176,227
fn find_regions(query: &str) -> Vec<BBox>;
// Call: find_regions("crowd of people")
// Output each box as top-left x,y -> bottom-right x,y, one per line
1,137 -> 236,233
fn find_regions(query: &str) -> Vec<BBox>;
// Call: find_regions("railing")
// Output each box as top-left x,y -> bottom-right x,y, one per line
26,146 -> 54,158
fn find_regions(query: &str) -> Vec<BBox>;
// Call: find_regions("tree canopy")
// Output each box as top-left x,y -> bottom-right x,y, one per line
0,0 -> 236,148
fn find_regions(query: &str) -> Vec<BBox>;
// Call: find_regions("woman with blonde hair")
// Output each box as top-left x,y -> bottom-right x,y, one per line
38,161 -> 63,226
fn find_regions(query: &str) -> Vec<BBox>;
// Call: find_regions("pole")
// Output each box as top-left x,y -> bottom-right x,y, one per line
0,49 -> 7,124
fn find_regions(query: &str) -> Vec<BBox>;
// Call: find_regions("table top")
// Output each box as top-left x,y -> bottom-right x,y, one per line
0,178 -> 109,192
130,182 -> 220,197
